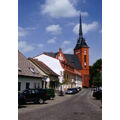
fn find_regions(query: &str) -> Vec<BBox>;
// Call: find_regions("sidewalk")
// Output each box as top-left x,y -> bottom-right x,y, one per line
89,90 -> 102,109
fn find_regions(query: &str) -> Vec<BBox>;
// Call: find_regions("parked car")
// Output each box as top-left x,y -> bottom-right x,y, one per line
18,92 -> 26,105
45,88 -> 55,99
76,87 -> 82,92
93,89 -> 102,99
65,88 -> 78,94
22,89 -> 49,104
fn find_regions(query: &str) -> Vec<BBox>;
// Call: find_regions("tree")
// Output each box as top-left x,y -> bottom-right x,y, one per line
89,59 -> 102,88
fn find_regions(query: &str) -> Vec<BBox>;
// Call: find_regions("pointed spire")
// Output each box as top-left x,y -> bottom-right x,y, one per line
74,13 -> 89,50
79,13 -> 83,38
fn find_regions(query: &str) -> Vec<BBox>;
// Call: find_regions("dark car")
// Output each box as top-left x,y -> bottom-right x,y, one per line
76,87 -> 82,92
18,92 -> 26,105
45,88 -> 55,99
22,89 -> 49,104
93,89 -> 102,99
65,88 -> 78,94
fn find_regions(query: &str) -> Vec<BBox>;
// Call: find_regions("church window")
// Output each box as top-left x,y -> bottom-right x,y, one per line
84,55 -> 86,62
84,50 -> 86,55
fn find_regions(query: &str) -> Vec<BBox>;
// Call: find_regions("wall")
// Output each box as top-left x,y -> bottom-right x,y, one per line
74,48 -> 90,87
76,75 -> 82,87
18,76 -> 42,92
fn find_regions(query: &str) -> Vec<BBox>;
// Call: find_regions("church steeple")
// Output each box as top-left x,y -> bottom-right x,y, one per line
79,14 -> 83,38
74,13 -> 90,88
74,14 -> 89,50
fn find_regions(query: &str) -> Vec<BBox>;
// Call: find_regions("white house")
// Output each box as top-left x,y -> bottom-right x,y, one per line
18,51 -> 43,92
34,54 -> 64,91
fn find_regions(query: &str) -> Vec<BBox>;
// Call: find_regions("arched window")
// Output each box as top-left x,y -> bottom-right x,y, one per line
84,50 -> 86,55
84,50 -> 87,68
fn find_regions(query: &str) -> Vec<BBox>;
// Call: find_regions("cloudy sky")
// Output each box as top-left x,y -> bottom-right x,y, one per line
18,0 -> 102,65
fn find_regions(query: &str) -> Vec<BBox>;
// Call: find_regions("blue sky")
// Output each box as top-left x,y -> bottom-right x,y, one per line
18,0 -> 102,65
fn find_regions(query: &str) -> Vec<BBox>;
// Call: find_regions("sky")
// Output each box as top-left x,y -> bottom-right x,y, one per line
18,0 -> 102,65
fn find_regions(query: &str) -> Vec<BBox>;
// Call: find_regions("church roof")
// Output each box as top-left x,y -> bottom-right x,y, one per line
44,52 -> 82,69
44,52 -> 58,58
74,37 -> 89,50
64,54 -> 82,69
74,14 -> 89,50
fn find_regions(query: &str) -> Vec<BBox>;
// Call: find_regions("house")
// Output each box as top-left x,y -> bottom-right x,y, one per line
34,14 -> 90,88
33,53 -> 65,91
18,51 -> 43,92
28,58 -> 59,89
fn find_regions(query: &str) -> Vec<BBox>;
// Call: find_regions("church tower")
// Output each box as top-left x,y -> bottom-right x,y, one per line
74,14 -> 90,87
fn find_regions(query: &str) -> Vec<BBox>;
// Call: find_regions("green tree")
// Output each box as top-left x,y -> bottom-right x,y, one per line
89,59 -> 102,88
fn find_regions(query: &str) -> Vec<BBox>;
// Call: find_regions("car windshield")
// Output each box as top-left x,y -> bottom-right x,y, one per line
68,88 -> 73,90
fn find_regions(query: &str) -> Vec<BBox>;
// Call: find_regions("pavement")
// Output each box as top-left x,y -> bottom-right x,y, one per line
19,89 -> 102,120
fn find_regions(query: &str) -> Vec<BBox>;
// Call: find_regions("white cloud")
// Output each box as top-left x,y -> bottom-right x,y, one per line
73,21 -> 99,35
64,48 -> 73,54
81,12 -> 88,16
63,41 -> 71,45
18,26 -> 28,37
67,22 -> 75,26
38,44 -> 44,49
25,27 -> 38,31
46,24 -> 62,34
18,41 -> 35,53
47,37 -> 57,44
62,40 -> 71,47
18,26 -> 38,37
41,0 -> 88,18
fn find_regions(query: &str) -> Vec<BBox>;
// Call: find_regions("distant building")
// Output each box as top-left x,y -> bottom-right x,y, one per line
18,51 -> 43,92
34,14 -> 90,88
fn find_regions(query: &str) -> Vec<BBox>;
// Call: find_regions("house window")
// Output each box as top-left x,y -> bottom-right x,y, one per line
26,82 -> 30,89
18,82 -> 21,91
18,68 -> 22,72
45,81 -> 47,88
38,83 -> 40,88
42,81 -> 44,88
34,83 -> 36,88
60,71 -> 62,76
29,67 -> 35,73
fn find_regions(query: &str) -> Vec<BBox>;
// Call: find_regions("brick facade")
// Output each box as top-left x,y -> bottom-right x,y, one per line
74,48 -> 90,87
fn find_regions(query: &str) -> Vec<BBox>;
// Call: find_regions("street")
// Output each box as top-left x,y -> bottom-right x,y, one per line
18,89 -> 102,120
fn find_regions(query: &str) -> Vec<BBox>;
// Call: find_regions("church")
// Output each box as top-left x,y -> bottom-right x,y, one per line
34,14 -> 90,88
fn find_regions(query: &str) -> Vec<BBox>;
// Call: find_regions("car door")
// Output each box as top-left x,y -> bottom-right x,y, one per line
31,89 -> 36,101
23,89 -> 32,102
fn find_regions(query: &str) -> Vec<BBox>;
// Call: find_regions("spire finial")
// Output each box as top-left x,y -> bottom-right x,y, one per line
79,13 -> 83,38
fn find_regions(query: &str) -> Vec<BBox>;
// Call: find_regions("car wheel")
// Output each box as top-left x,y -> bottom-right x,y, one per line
39,99 -> 44,104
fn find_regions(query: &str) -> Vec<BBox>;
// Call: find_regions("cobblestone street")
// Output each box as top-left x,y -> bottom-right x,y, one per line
18,89 -> 102,120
